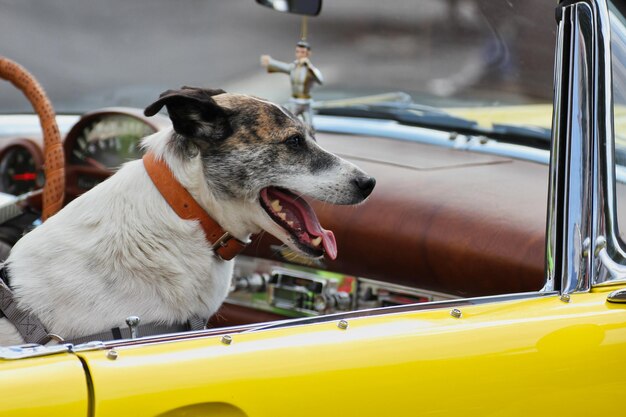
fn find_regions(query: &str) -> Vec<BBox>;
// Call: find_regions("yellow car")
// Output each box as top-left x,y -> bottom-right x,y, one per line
2,0 -> 626,416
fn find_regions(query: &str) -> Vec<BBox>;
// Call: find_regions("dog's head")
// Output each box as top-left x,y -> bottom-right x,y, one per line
145,87 -> 375,260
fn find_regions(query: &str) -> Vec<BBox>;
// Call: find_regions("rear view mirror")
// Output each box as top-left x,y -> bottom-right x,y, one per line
256,0 -> 322,16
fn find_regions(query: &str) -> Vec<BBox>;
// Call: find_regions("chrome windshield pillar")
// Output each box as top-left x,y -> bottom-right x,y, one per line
548,0 -> 619,293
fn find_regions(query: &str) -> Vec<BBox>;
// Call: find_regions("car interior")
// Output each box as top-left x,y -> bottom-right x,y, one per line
1,0 -> 621,337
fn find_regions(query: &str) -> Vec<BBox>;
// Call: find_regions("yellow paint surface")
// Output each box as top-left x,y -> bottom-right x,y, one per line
0,353 -> 87,417
76,287 -> 626,417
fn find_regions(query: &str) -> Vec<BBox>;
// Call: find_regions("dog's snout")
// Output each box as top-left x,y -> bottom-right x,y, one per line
353,175 -> 376,199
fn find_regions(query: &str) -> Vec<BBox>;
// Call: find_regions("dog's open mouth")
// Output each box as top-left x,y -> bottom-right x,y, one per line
260,187 -> 337,260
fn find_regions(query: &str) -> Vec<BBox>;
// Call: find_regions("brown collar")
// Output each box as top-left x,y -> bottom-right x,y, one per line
142,152 -> 248,261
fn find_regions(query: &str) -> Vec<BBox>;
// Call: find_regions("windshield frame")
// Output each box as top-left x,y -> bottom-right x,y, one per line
548,0 -> 626,291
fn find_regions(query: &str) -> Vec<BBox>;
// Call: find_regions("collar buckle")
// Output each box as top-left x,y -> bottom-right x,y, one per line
211,232 -> 249,261
212,232 -> 234,250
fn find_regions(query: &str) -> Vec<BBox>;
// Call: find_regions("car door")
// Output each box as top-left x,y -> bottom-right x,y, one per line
75,289 -> 626,417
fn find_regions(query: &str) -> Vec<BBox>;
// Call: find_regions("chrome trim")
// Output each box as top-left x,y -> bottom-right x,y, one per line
314,115 -> 551,165
597,247 -> 626,280
125,316 -> 141,339
0,343 -> 73,360
548,0 -> 622,293
247,290 -> 558,332
577,0 -> 626,287
615,165 -> 626,184
548,1 -> 595,294
91,291 -> 557,349
606,288 -> 626,302
2,292 -> 558,353
71,341 -> 106,352
545,9 -> 566,293
567,2 -> 594,293
593,0 -> 626,285
595,236 -> 626,282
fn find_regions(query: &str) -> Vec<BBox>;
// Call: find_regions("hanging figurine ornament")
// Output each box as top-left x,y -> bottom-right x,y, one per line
260,16 -> 323,127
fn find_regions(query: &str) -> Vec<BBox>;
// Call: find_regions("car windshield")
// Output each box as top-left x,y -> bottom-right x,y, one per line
0,0 -> 557,135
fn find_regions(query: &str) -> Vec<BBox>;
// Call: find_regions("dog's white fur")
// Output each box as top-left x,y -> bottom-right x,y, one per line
0,97 -> 371,346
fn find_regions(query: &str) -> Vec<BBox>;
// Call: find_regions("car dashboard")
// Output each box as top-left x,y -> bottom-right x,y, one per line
0,109 -> 169,201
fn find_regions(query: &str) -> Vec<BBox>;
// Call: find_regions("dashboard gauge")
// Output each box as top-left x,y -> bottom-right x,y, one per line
69,114 -> 156,169
0,145 -> 42,195
64,109 -> 169,197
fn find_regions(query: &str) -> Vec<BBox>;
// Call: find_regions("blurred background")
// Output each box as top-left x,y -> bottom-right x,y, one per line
0,0 -> 556,114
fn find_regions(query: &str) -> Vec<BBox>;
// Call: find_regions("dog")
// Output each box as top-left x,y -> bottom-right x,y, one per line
0,87 -> 375,346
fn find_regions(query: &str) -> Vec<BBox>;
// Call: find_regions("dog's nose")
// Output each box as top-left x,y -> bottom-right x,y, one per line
353,175 -> 376,199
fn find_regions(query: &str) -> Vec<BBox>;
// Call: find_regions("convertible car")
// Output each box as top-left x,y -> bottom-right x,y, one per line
1,0 -> 626,415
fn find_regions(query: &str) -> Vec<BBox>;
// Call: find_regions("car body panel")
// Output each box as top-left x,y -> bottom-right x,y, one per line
0,353 -> 88,417
76,287 -> 626,417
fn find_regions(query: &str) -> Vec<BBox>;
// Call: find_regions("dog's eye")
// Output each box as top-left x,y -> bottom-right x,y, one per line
284,134 -> 304,149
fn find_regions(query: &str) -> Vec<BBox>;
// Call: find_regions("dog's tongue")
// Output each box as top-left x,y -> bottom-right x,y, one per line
267,188 -> 337,260
304,218 -> 337,261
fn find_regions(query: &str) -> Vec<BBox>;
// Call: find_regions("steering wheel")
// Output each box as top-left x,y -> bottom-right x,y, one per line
0,56 -> 65,221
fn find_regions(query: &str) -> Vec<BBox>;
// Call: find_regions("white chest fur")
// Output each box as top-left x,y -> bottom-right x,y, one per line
5,157 -> 233,339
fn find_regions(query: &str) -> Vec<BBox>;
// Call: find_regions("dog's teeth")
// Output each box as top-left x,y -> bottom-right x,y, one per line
271,199 -> 283,212
278,212 -> 287,220
287,220 -> 294,227
311,236 -> 322,247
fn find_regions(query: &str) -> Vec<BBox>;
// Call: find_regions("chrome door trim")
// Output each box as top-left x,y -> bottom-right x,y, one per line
586,0 -> 626,286
549,1 -> 595,293
593,0 -> 626,286
549,0 -> 626,292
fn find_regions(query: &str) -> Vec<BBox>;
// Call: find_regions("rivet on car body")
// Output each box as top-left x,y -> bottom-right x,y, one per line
221,335 -> 233,345
107,349 -> 118,360
560,294 -> 571,303
337,319 -> 349,330
450,308 -> 462,318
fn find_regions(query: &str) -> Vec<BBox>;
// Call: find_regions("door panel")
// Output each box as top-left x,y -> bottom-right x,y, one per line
80,289 -> 626,417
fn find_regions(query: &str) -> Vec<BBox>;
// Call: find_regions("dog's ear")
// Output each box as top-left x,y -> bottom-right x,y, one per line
144,87 -> 232,140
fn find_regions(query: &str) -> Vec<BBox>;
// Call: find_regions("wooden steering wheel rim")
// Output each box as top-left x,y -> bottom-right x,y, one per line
0,57 -> 65,221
